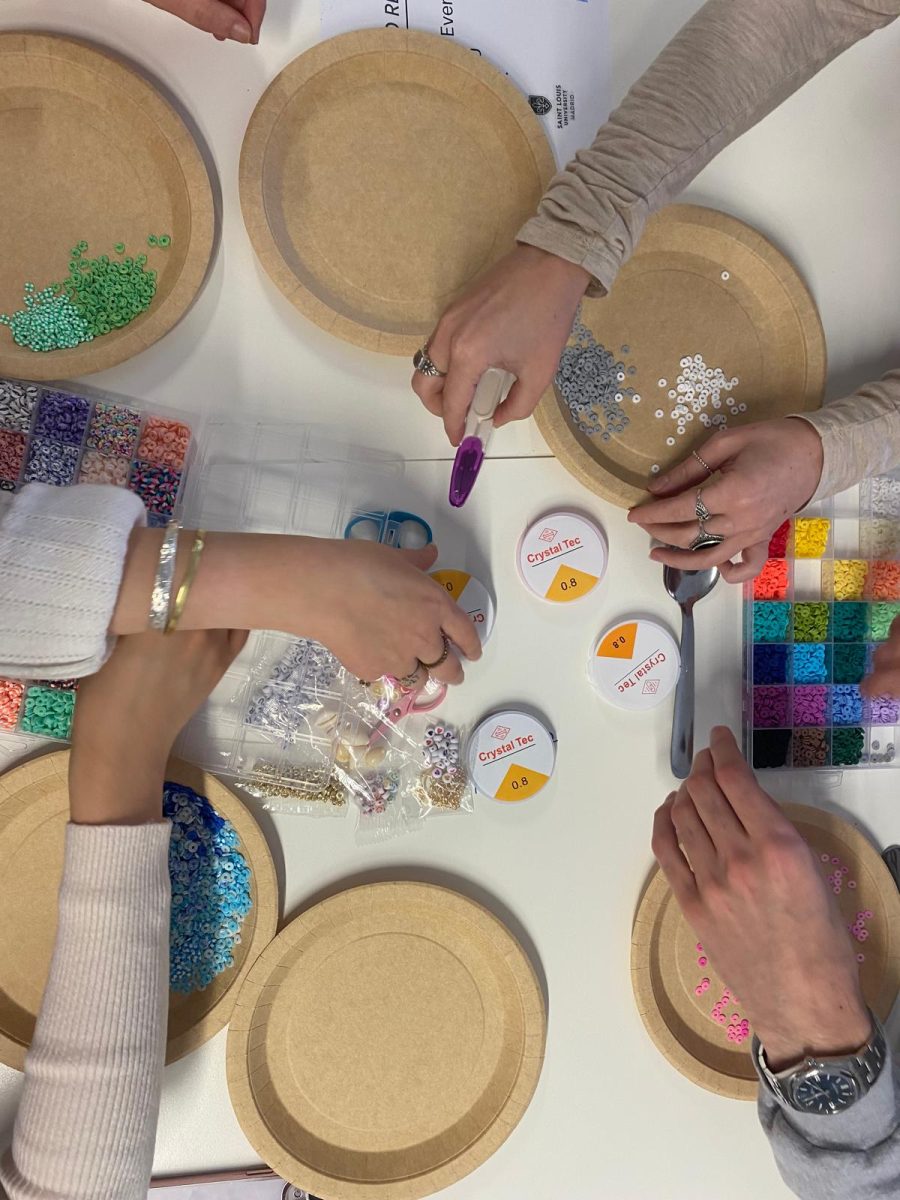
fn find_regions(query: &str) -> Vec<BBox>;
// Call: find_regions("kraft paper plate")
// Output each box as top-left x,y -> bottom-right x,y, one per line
240,29 -> 554,354
0,33 -> 214,379
535,205 -> 827,508
227,882 -> 546,1199
0,752 -> 277,1070
631,803 -> 900,1101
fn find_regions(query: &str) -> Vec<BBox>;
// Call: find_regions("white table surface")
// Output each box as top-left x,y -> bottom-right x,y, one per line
0,2 -> 898,1198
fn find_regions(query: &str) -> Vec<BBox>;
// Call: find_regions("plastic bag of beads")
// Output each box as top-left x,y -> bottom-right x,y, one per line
242,637 -> 347,752
242,760 -> 349,817
403,715 -> 475,818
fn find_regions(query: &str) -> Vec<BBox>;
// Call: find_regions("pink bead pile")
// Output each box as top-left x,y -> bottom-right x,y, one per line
0,679 -> 24,730
79,449 -> 131,486
692,942 -> 751,1044
137,416 -> 191,470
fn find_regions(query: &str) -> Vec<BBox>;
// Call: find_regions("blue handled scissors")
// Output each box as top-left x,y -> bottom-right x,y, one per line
344,509 -> 433,549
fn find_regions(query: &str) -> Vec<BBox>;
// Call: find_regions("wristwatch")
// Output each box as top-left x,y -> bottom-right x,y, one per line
755,1014 -> 887,1115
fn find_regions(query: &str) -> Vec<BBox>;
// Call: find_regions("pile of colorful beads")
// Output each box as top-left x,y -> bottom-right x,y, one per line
0,283 -> 92,351
23,439 -> 80,486
0,680 -> 24,731
137,416 -> 192,470
753,558 -> 788,600
423,725 -> 460,777
793,685 -> 828,725
791,643 -> 829,683
86,401 -> 142,457
868,560 -> 900,601
129,462 -> 182,519
0,379 -> 39,431
850,909 -> 873,945
793,728 -> 828,768
869,602 -> 900,641
833,602 -> 867,642
20,685 -> 76,738
0,432 -> 26,486
246,640 -> 341,739
861,518 -> 900,559
752,644 -> 788,684
834,643 -> 866,684
753,601 -> 791,642
832,727 -> 865,766
753,686 -> 789,727
58,241 -> 159,338
79,450 -> 130,486
793,602 -> 830,642
657,355 -> 743,436
832,685 -> 863,726
793,517 -> 830,558
34,391 -> 91,444
767,520 -> 791,558
826,559 -> 868,600
164,781 -> 252,994
360,772 -> 398,816
866,695 -> 900,725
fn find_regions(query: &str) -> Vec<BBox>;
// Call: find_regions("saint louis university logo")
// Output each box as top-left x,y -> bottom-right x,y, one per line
529,95 -> 552,116
491,725 -> 511,741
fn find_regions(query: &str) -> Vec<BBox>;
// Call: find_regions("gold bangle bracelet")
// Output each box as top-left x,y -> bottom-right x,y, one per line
165,530 -> 206,635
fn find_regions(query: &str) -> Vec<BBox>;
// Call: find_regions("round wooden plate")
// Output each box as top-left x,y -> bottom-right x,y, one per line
534,205 -> 827,508
227,882 -> 546,1199
631,803 -> 900,1100
0,752 -> 277,1069
0,33 -> 214,379
240,29 -> 554,355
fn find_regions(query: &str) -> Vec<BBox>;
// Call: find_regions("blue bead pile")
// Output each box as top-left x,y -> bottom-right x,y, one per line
832,685 -> 864,726
23,437 -> 79,485
753,644 -> 788,684
792,643 -> 830,683
164,782 -> 252,994
34,390 -> 91,444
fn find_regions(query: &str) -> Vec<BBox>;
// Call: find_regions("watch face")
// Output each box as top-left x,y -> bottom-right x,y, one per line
793,1068 -> 858,1114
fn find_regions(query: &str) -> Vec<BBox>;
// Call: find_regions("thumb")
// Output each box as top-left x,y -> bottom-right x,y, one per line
147,0 -> 253,41
401,544 -> 439,573
648,431 -> 732,495
493,376 -> 545,427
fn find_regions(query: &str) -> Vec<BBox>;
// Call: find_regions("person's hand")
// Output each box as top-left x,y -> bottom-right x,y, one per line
629,417 -> 824,583
144,0 -> 266,44
297,540 -> 483,685
652,726 -> 871,1070
412,244 -> 591,446
69,628 -> 248,824
862,614 -> 900,698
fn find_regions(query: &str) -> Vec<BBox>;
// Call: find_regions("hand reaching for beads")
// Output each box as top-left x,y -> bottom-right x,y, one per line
862,615 -> 900,699
143,0 -> 266,44
70,628 -> 248,824
411,245 -> 592,446
652,726 -> 871,1070
629,417 -> 825,583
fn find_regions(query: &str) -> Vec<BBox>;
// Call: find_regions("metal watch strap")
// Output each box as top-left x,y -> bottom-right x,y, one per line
755,1014 -> 887,1112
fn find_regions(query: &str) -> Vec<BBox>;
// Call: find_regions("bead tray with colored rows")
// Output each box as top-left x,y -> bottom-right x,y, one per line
0,376 -> 196,744
743,473 -> 900,770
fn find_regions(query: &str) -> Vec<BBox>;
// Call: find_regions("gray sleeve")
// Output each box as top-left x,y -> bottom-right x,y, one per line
757,1052 -> 900,1199
518,0 -> 900,295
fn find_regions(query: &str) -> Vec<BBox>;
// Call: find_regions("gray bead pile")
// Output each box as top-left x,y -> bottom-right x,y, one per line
556,316 -> 634,442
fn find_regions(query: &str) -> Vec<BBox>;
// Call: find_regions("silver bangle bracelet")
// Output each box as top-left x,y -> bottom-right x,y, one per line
149,522 -> 180,631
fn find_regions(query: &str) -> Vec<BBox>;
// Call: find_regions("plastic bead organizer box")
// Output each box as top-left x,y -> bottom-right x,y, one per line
744,472 -> 900,770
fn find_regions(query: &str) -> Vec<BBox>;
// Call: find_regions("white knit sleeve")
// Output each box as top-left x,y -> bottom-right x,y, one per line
0,483 -> 146,680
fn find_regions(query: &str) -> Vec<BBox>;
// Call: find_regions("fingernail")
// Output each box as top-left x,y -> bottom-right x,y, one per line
230,20 -> 251,42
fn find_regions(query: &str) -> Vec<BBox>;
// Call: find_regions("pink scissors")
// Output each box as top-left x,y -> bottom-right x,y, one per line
367,677 -> 447,746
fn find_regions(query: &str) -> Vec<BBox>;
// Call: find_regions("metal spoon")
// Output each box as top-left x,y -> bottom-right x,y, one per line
664,564 -> 720,779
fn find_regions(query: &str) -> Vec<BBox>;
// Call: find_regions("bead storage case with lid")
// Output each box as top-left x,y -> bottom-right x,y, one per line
743,471 -> 900,770
0,376 -> 197,744
176,419 -> 404,792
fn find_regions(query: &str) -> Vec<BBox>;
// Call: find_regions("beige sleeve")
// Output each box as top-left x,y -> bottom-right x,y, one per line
518,0 -> 900,295
796,370 -> 900,501
0,823 -> 171,1200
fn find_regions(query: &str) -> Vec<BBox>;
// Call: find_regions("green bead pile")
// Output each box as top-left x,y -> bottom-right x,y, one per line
20,685 -> 76,739
832,727 -> 865,767
793,602 -> 830,643
0,283 -> 92,351
58,240 -> 158,337
834,643 -> 868,685
0,236 -> 168,353
869,602 -> 900,641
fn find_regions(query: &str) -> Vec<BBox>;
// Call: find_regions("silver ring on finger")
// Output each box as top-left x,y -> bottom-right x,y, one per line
692,449 -> 714,478
413,346 -> 447,378
420,633 -> 450,671
695,488 -> 712,523
689,519 -> 725,552
398,661 -> 427,689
